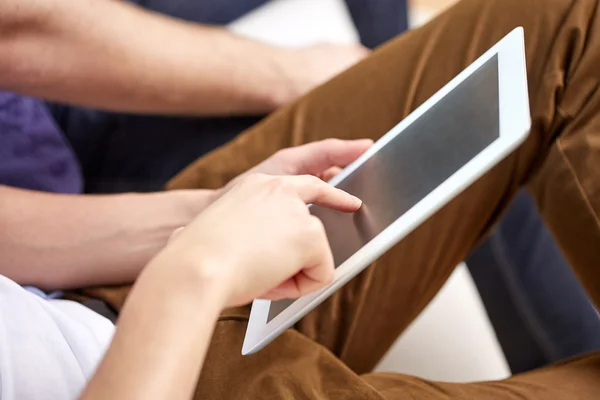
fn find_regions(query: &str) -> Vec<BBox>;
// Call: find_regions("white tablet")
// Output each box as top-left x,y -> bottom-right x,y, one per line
243,27 -> 531,355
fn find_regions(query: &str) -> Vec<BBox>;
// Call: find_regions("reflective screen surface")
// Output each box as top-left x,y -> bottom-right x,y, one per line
268,55 -> 500,322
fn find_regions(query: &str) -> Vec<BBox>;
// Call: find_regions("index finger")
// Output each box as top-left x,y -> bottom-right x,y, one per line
289,175 -> 362,212
286,139 -> 373,176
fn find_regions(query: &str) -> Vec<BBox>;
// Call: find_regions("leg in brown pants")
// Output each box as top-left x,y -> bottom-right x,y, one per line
96,0 -> 600,397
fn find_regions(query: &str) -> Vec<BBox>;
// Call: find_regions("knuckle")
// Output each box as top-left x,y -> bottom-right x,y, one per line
304,175 -> 327,199
242,172 -> 266,184
266,176 -> 297,197
273,148 -> 298,174
273,148 -> 292,161
236,173 -> 272,193
323,138 -> 342,147
300,174 -> 322,186
269,175 -> 288,189
307,215 -> 326,236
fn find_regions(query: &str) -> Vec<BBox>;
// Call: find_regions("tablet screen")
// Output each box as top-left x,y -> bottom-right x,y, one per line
268,54 -> 500,322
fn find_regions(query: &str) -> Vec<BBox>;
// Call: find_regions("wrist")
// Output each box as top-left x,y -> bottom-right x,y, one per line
144,245 -> 232,311
199,29 -> 298,113
167,189 -> 217,221
113,190 -> 214,269
267,48 -> 303,108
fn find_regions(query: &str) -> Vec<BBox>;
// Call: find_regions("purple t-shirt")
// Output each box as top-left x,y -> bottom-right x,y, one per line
0,91 -> 83,194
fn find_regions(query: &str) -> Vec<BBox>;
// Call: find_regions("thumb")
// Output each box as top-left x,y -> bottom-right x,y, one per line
288,139 -> 373,175
291,175 -> 362,212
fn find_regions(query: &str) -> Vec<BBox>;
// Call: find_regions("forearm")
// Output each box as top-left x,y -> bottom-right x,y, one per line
0,185 -> 213,290
80,253 -> 226,400
0,0 -> 295,115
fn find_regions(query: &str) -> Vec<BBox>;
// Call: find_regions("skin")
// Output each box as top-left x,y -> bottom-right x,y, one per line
0,0 -> 372,396
0,0 -> 368,289
0,140 -> 372,293
0,187 -> 214,290
0,141 -> 372,400
79,139 -> 372,400
0,0 -> 368,116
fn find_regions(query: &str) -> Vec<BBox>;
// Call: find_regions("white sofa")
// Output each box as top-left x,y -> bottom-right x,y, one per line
229,0 -> 510,382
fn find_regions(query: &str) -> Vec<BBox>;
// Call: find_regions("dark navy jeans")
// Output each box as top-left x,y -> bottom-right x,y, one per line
467,191 -> 600,373
48,0 -> 600,375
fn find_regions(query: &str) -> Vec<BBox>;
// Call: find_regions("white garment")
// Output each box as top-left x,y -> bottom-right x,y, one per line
0,275 -> 114,400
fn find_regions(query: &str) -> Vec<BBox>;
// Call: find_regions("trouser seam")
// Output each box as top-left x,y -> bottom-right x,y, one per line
556,139 -> 600,229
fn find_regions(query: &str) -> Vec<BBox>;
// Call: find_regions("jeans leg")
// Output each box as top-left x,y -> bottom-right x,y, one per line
344,0 -> 409,49
52,0 -> 411,193
88,115 -> 263,193
134,0 -> 270,24
467,190 -> 600,374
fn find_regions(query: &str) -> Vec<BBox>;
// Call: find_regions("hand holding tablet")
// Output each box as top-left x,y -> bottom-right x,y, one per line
241,27 -> 531,355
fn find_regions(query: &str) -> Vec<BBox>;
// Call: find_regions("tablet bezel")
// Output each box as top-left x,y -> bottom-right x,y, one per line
242,27 -> 530,356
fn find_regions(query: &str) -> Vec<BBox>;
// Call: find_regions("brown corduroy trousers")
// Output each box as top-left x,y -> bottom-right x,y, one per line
89,0 -> 600,397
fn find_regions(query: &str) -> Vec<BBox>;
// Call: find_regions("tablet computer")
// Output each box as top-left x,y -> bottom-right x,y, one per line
243,27 -> 531,355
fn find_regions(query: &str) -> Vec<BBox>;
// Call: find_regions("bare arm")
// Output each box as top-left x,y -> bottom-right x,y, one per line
79,174 -> 358,400
78,141 -> 368,400
80,254 -> 227,400
0,0 -> 300,115
0,185 -> 214,290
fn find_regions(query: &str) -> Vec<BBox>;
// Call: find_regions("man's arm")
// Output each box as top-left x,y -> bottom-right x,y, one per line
0,0 -> 366,116
0,185 -> 213,290
0,0 -> 292,115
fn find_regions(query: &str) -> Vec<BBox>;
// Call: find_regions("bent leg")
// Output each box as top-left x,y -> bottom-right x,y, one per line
166,0 -> 600,397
